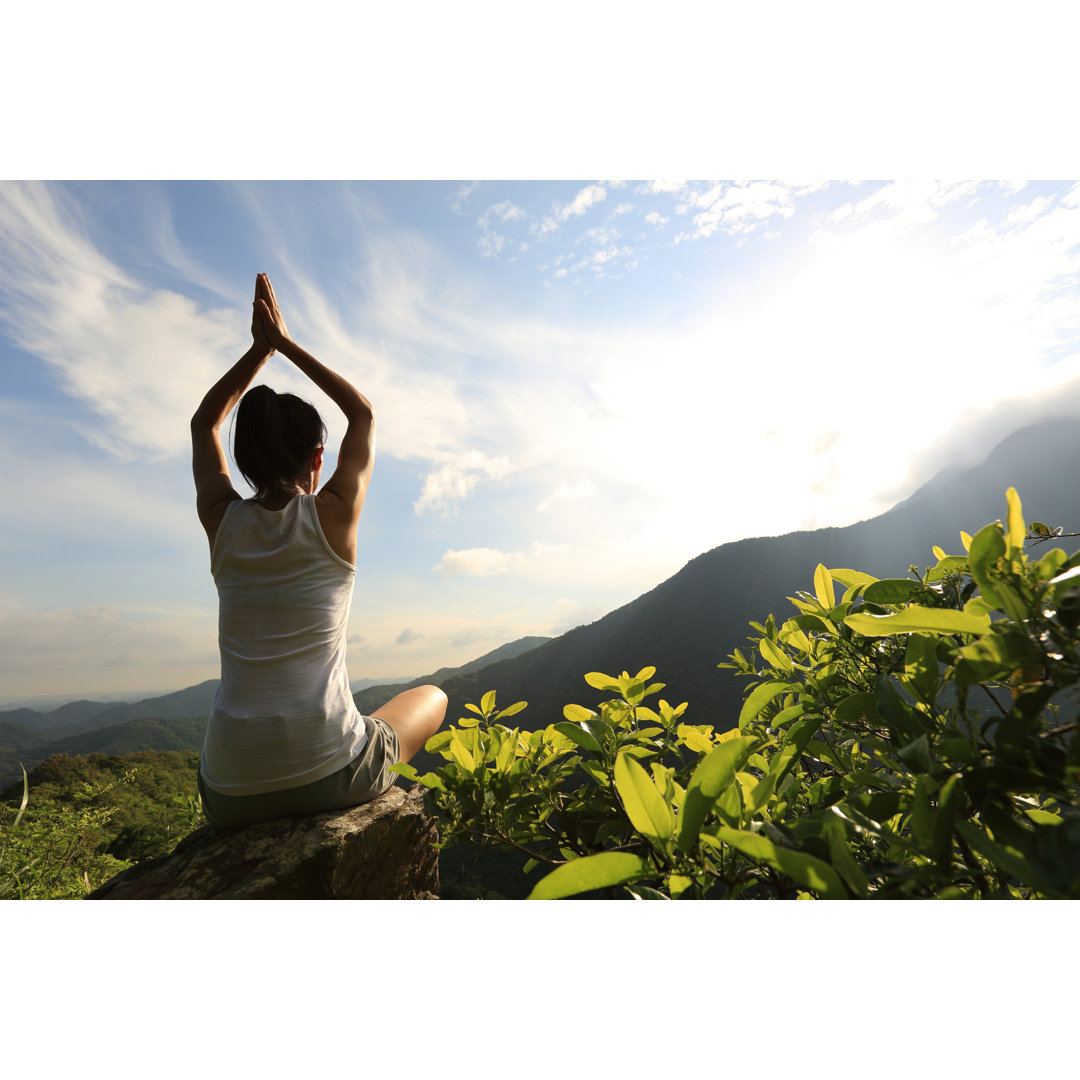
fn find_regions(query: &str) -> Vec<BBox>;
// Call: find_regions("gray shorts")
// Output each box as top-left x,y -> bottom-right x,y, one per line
197,714 -> 401,828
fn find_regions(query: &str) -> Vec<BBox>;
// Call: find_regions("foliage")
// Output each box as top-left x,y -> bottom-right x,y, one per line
0,765 -> 132,899
0,751 -> 205,899
396,489 -> 1080,898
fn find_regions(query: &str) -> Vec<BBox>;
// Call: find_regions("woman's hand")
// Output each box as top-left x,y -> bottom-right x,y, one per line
253,272 -> 291,351
250,274 -> 276,355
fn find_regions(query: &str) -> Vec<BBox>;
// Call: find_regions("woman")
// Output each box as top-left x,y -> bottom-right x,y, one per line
190,273 -> 447,827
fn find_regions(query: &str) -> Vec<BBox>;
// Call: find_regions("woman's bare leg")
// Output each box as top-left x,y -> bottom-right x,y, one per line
371,684 -> 448,763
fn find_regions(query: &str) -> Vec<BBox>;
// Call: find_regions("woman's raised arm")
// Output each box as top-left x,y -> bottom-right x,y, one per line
254,274 -> 375,556
190,276 -> 275,548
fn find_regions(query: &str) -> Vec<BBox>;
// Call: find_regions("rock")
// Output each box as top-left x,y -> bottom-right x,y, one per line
87,785 -> 439,900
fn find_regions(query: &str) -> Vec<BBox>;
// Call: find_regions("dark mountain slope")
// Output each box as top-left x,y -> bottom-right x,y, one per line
353,635 -> 551,714
428,418 -> 1080,735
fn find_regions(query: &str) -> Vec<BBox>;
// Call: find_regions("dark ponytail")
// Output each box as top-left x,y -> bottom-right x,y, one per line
233,385 -> 327,499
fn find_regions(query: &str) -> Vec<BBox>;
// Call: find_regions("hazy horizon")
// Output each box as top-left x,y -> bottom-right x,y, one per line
3,179 -> 1080,699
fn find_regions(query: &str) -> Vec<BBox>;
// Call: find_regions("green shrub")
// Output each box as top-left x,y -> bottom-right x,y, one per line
0,767 -> 132,899
396,489 -> 1080,898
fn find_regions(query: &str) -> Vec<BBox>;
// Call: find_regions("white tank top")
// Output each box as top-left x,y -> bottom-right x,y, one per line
200,495 -> 368,796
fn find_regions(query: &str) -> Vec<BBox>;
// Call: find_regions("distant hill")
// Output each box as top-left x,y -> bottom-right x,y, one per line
353,636 -> 551,714
414,418 -> 1080,743
0,718 -> 207,787
0,640 -> 550,786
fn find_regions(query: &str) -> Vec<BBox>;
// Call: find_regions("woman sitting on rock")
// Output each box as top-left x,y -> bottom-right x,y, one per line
190,273 -> 447,827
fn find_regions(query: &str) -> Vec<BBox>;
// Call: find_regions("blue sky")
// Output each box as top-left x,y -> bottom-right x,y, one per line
2,179 -> 1080,703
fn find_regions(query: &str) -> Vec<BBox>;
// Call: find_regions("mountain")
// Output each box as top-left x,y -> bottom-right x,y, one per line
353,636 -> 551,714
415,418 -> 1080,739
0,681 -> 220,744
0,641 -> 551,786
0,718 -> 208,786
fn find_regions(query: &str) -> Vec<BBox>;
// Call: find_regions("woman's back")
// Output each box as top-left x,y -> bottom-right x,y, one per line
201,495 -> 368,796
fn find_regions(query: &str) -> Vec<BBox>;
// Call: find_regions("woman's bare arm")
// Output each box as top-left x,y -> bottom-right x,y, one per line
190,277 -> 274,547
254,274 -> 375,519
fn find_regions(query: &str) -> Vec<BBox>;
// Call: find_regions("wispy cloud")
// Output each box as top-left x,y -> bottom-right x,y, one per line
414,451 -> 514,515
0,182 -> 239,461
434,542 -> 568,576
533,183 -> 608,237
449,181 -> 480,213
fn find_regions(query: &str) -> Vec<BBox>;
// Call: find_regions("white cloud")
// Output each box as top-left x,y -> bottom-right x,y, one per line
562,184 -> 606,220
614,203 -> 633,215
0,182 -> 239,461
476,200 -> 527,259
434,547 -> 522,576
449,181 -> 480,213
482,200 -> 526,224
537,478 -> 597,512
396,627 -> 423,645
534,183 -> 608,236
682,181 -> 797,239
644,180 -> 687,194
414,450 -> 513,515
434,541 -> 569,577
644,211 -> 668,226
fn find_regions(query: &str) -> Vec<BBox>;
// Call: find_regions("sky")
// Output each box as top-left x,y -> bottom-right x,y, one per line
2,178 -> 1080,704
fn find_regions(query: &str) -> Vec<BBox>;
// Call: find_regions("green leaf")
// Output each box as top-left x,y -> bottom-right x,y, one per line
677,737 -> 757,851
626,885 -> 671,900
528,852 -> 652,900
715,827 -> 849,899
767,716 -> 822,788
425,730 -> 453,753
615,752 -> 675,843
956,630 -> 1040,686
677,724 -> 716,755
553,721 -> 601,753
667,874 -> 693,899
902,633 -> 939,701
844,606 -> 990,637
1005,487 -> 1025,554
584,671 -> 619,692
833,692 -> 878,726
968,522 -> 1006,606
758,637 -> 793,671
955,820 -> 1058,897
738,681 -> 801,729
449,736 -> 475,772
787,613 -> 832,634
932,774 -> 964,869
495,730 -> 518,772
863,579 -> 927,605
480,690 -> 496,716
563,703 -> 595,724
495,700 -> 527,720
826,821 -> 868,898
814,564 -> 835,609
828,569 -> 878,589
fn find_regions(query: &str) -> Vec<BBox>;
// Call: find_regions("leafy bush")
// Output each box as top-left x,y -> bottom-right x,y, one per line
0,766 -> 132,899
0,750 -> 205,899
396,489 -> 1080,898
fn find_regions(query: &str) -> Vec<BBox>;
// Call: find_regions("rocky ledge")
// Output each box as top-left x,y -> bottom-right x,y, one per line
87,785 -> 439,900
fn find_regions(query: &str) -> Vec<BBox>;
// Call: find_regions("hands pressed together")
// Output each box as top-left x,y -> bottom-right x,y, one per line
250,273 -> 291,354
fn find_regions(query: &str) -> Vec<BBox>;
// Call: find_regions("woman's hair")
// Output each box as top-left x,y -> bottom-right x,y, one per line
233,385 -> 327,498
